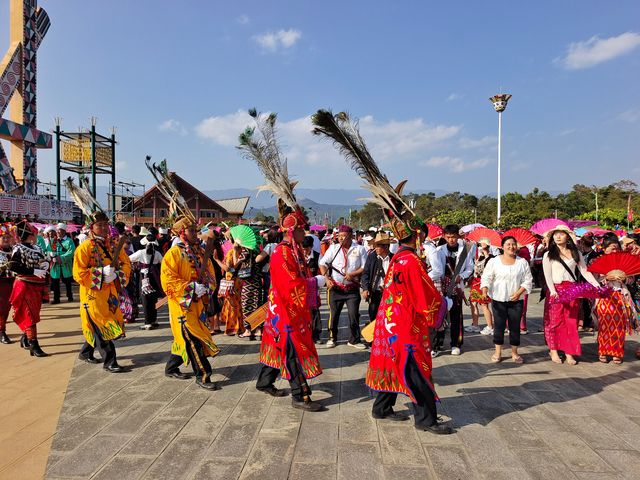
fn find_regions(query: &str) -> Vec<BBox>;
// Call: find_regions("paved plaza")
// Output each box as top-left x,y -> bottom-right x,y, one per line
42,290 -> 640,480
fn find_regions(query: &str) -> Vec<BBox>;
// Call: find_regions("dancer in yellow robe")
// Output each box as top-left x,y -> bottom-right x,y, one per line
73,212 -> 132,373
162,216 -> 220,390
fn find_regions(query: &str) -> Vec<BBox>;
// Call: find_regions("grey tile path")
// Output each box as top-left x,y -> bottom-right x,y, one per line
45,289 -> 640,479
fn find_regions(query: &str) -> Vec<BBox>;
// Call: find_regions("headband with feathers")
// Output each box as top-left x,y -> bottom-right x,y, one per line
144,156 -> 196,231
237,108 -> 305,229
64,176 -> 109,225
311,109 -> 424,240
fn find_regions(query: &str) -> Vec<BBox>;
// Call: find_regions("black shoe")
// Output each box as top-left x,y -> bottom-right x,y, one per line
29,339 -> 49,357
79,355 -> 100,364
0,332 -> 12,344
417,423 -> 453,435
291,398 -> 326,412
20,334 -> 30,349
165,370 -> 190,380
256,385 -> 287,397
67,297 -> 74,302
196,378 -> 220,390
372,410 -> 409,421
50,300 -> 60,305
104,364 -> 128,373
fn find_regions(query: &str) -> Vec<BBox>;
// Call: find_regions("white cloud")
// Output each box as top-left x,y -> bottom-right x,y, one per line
236,14 -> 250,25
618,108 -> 640,123
419,156 -> 492,173
253,29 -> 302,52
556,32 -> 640,70
195,111 -> 462,168
158,119 -> 187,136
447,93 -> 463,101
458,135 -> 496,149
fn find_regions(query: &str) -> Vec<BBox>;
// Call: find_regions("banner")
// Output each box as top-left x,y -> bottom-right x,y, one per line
0,194 -> 74,220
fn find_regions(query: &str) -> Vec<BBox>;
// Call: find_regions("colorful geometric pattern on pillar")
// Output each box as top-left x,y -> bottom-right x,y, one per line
0,0 -> 51,194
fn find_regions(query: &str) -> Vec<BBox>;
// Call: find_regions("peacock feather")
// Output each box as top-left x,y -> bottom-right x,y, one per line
311,109 -> 415,224
64,176 -> 105,218
237,109 -> 299,219
144,156 -> 195,224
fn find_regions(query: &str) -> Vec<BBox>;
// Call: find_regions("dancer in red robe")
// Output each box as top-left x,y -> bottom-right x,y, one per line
238,109 -> 326,412
311,108 -> 452,433
0,224 -> 16,344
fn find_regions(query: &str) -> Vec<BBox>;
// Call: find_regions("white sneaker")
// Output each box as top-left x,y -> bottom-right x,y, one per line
431,350 -> 440,358
480,326 -> 493,336
451,347 -> 461,356
326,339 -> 336,348
520,329 -> 528,335
347,342 -> 367,350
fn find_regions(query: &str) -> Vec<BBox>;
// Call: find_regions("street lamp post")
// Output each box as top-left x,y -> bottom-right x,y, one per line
489,94 -> 512,225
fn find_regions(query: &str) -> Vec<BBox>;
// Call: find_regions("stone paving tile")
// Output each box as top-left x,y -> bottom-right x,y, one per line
142,435 -> 210,479
337,442 -> 383,480
537,430 -> 616,473
45,296 -> 640,479
515,449 -> 580,480
289,462 -> 337,480
189,457 -> 246,480
91,455 -> 155,480
48,433 -> 129,478
423,444 -> 475,480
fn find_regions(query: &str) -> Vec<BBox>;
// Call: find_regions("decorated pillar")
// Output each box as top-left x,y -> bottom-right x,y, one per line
0,0 -> 51,194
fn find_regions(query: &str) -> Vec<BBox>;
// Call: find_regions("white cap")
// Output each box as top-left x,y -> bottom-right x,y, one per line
56,222 -> 67,231
44,225 -> 56,234
159,227 -> 169,234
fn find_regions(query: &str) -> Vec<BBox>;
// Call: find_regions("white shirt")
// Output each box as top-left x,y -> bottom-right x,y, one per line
129,249 -> 163,265
376,255 -> 391,290
422,240 -> 443,283
311,235 -> 321,254
481,256 -> 533,302
436,239 -> 476,286
319,242 -> 368,285
262,243 -> 277,273
389,240 -> 399,254
542,252 -> 599,296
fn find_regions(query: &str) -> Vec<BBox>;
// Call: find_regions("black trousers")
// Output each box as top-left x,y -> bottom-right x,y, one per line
492,300 -> 523,346
165,324 -> 212,382
327,288 -> 362,344
79,315 -> 117,368
311,308 -> 322,342
372,354 -> 438,428
256,338 -> 310,401
367,290 -> 383,324
580,298 -> 593,329
432,295 -> 464,350
51,276 -> 73,302
141,293 -> 159,325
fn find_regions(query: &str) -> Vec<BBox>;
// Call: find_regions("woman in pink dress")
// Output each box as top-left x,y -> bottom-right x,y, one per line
542,226 -> 600,365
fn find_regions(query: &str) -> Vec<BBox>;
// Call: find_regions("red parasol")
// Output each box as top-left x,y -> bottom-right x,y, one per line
502,228 -> 537,247
530,218 -> 569,236
467,227 -> 502,247
426,223 -> 443,239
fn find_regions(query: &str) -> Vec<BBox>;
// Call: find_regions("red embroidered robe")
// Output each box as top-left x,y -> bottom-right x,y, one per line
259,241 -> 322,380
365,247 -> 444,401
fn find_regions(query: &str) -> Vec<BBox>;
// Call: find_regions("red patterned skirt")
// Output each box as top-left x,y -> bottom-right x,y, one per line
545,281 -> 581,355
469,277 -> 491,304
595,291 -> 632,358
9,279 -> 46,331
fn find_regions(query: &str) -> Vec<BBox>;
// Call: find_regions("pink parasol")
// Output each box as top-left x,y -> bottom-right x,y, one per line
585,227 -> 612,236
568,219 -> 598,229
221,239 -> 233,256
309,224 -> 327,232
530,218 -> 569,236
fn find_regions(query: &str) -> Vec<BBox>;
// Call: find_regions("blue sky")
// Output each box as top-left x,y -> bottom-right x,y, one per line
1,0 -> 639,199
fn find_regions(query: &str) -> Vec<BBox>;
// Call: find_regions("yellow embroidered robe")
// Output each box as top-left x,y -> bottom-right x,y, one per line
73,238 -> 131,346
161,243 -> 219,363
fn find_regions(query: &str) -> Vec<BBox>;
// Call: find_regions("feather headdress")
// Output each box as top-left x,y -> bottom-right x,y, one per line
311,109 -> 423,239
64,176 -> 108,224
237,109 -> 305,228
144,156 -> 196,231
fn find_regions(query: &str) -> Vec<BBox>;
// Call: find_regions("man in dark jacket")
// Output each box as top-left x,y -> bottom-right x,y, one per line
361,232 -> 393,325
